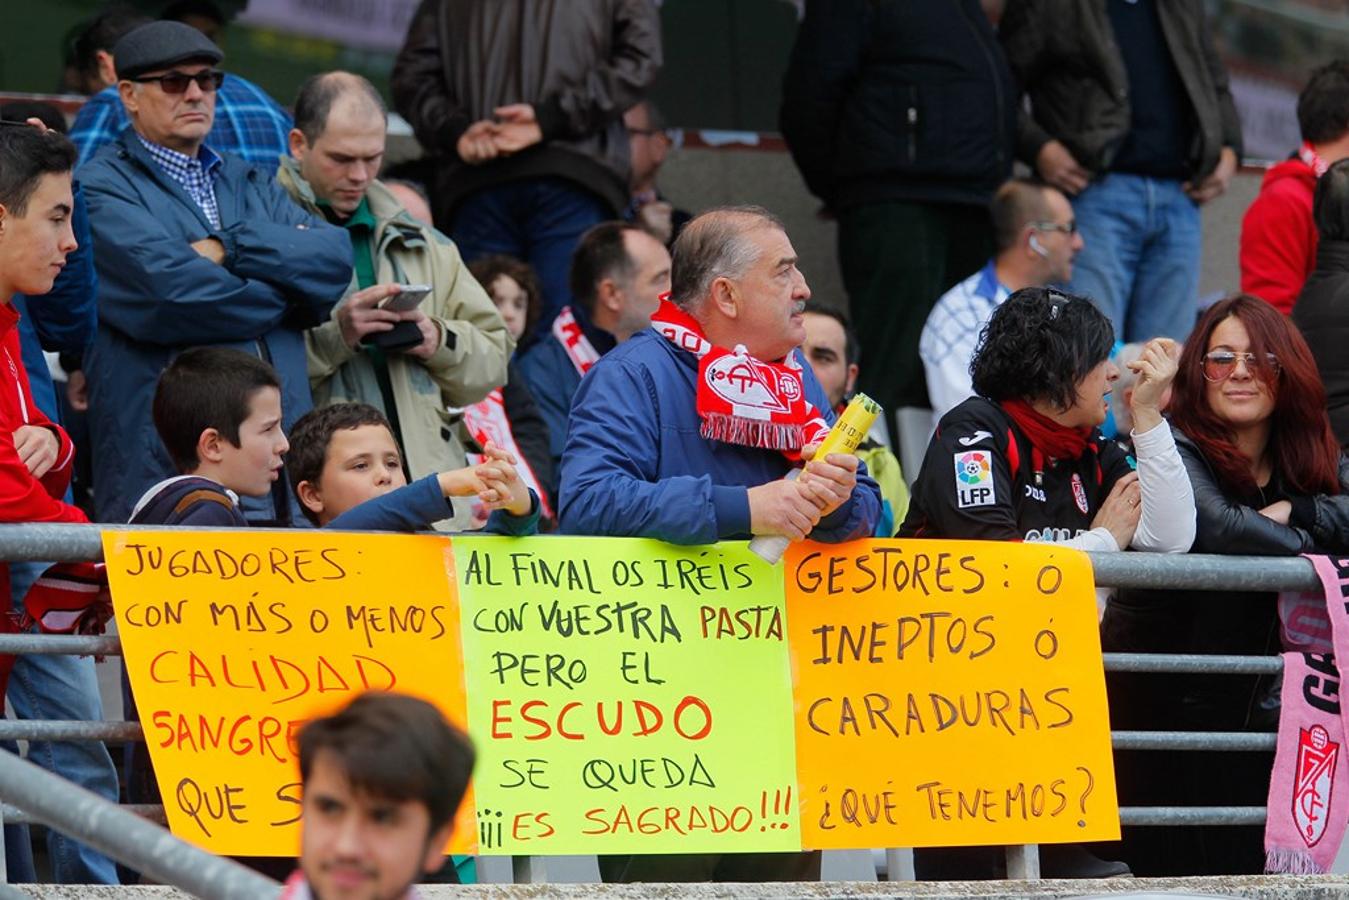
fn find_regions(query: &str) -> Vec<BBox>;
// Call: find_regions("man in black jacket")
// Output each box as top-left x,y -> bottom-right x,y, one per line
391,0 -> 662,343
780,0 -> 1017,429
1294,158 -> 1349,446
1000,0 -> 1242,344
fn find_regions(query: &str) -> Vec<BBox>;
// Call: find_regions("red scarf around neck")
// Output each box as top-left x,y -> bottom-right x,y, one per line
1300,141 -> 1331,177
999,397 -> 1092,462
651,299 -> 830,459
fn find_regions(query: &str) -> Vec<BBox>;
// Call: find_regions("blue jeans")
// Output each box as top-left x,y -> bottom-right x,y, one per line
6,561 -> 119,884
1066,173 -> 1202,343
450,177 -> 610,343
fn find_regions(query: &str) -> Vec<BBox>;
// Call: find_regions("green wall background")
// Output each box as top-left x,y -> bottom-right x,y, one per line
0,0 -> 801,131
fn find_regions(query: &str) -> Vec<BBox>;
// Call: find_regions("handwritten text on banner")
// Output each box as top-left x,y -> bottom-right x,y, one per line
454,536 -> 799,855
102,530 -> 475,856
104,533 -> 1118,855
786,539 -> 1120,848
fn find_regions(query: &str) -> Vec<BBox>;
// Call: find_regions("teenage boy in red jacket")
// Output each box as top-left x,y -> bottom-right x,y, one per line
0,124 -> 87,556
0,122 -> 125,884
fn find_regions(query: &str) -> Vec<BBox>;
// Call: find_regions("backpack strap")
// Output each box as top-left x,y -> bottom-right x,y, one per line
173,489 -> 234,517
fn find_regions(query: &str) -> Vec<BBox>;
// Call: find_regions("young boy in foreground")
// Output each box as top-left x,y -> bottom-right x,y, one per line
130,347 -> 289,526
283,691 -> 475,900
287,402 -> 539,533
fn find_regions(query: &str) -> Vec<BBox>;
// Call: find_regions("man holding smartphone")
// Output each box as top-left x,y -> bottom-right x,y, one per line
279,72 -> 512,529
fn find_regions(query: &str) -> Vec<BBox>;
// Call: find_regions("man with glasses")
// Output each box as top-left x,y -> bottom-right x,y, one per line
66,7 -> 292,169
921,178 -> 1084,419
80,21 -> 352,524
622,101 -> 690,248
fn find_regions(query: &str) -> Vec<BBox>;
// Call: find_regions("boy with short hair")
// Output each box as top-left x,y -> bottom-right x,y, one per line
287,402 -> 537,532
283,691 -> 475,900
123,347 -> 292,810
130,347 -> 289,526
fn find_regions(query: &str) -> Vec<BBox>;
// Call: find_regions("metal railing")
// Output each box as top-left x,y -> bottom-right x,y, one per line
0,524 -> 1319,886
0,750 -> 278,898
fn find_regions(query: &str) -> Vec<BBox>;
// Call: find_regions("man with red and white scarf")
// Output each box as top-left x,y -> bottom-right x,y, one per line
560,206 -> 880,551
560,206 -> 879,881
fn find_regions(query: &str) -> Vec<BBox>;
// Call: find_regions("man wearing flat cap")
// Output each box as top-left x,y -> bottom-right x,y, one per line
80,21 -> 352,524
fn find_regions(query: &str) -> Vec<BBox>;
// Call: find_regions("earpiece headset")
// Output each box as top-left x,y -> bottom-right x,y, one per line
1029,233 -> 1049,258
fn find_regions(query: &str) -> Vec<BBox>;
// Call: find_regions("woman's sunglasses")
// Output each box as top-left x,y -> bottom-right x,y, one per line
1201,350 -> 1280,382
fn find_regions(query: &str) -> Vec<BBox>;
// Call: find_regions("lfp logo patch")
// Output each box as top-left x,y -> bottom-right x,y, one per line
954,450 -> 995,509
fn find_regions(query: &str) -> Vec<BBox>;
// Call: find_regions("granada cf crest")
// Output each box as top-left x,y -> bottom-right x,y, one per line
1070,473 -> 1089,514
704,356 -> 792,413
1294,724 -> 1339,846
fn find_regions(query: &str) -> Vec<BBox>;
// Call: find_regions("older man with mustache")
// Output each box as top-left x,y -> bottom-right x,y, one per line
561,205 -> 880,551
559,206 -> 880,882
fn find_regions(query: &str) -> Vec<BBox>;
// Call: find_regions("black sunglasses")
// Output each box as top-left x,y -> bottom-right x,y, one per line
129,70 -> 225,94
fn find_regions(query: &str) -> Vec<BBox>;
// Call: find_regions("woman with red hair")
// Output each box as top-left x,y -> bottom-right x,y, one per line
1104,294 -> 1349,876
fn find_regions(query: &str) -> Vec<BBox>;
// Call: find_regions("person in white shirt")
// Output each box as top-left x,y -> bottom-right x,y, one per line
921,178 -> 1083,419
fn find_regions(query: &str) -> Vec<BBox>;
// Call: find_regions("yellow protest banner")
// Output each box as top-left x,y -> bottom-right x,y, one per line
454,536 -> 800,855
102,530 -> 475,856
785,539 -> 1119,849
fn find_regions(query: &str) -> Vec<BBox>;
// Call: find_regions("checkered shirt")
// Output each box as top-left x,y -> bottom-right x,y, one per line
70,74 -> 292,169
136,134 -> 223,228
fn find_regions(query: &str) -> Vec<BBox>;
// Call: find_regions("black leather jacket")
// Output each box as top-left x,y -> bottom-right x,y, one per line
1175,430 -> 1349,556
1105,430 -> 1349,730
391,0 -> 662,219
1000,0 -> 1242,178
1294,241 -> 1349,448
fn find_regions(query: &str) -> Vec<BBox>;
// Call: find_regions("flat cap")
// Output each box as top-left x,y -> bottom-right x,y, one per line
113,21 -> 223,81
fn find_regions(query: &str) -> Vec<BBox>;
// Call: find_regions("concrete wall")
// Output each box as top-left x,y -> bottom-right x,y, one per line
16,873 -> 1349,899
657,142 -> 1267,319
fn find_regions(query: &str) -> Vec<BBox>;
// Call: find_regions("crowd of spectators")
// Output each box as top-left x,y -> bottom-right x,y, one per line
3,0 -> 1349,887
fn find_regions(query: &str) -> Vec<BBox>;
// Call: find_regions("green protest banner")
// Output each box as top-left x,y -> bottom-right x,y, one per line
454,536 -> 800,855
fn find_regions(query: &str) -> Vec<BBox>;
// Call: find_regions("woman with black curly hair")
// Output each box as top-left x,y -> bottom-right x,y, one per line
898,286 -> 1195,880
900,286 -> 1194,555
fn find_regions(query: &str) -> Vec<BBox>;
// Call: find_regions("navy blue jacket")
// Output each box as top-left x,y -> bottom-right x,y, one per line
516,301 -> 616,502
81,131 -> 352,523
129,476 -> 249,527
559,329 -> 882,544
328,473 -> 540,535
14,183 -> 98,422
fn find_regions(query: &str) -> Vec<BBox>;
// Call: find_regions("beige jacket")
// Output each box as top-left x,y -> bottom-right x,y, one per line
278,158 -> 513,527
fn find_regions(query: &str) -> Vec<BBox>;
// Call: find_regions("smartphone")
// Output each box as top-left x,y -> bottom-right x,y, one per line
377,284 -> 432,312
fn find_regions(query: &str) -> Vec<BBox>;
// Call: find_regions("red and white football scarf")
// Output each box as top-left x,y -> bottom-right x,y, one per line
650,299 -> 829,458
461,388 -> 555,520
1300,142 -> 1331,178
1267,555 -> 1349,872
552,306 -> 601,377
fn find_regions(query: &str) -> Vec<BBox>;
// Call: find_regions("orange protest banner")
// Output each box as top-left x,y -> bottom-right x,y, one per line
103,530 -> 475,856
785,539 -> 1119,849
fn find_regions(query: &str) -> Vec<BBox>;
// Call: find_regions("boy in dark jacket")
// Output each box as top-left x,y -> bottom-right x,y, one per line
287,402 -> 538,534
123,346 -> 289,811
129,347 -> 289,527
